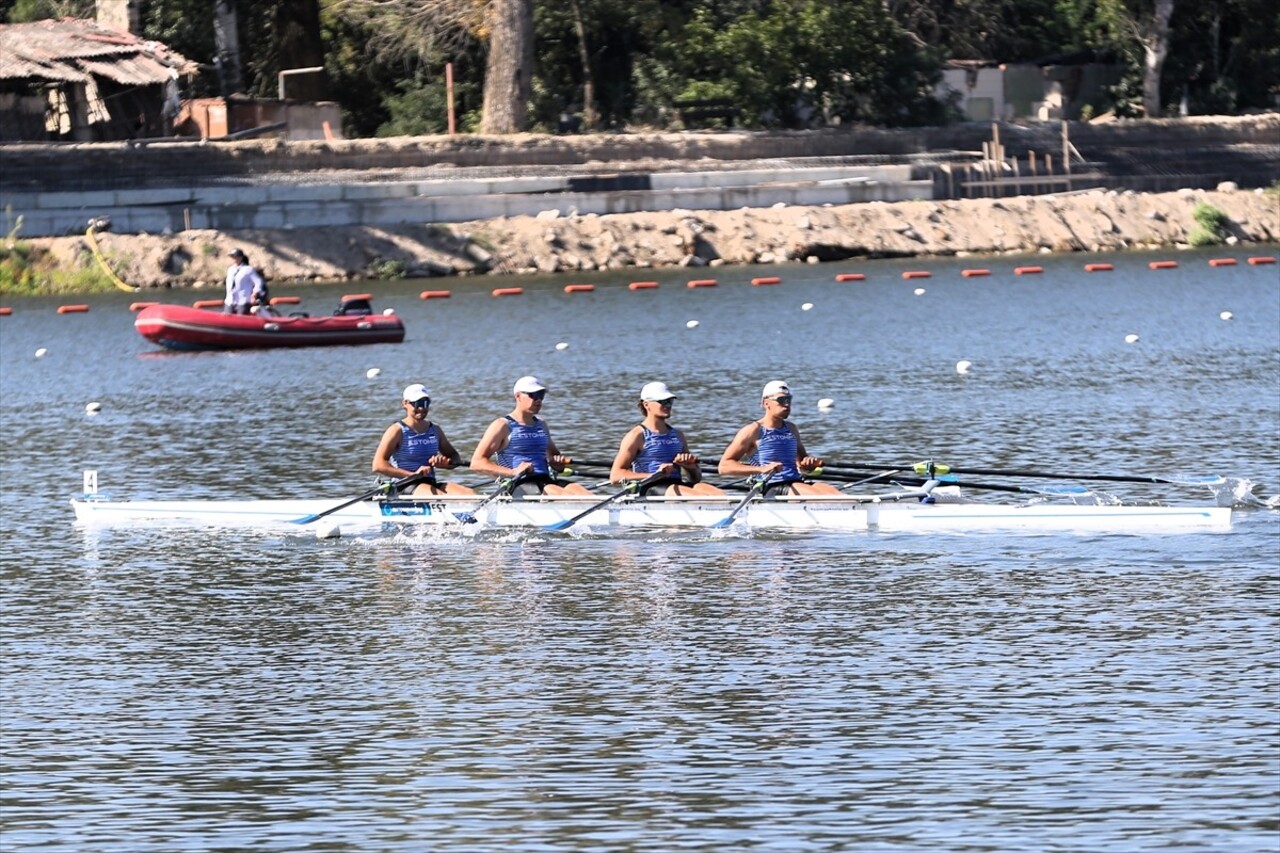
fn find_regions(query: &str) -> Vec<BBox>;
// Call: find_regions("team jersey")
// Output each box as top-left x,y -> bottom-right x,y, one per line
496,416 -> 550,475
749,422 -> 801,481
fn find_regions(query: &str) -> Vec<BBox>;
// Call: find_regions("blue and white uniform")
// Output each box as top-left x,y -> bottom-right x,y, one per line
632,427 -> 685,475
496,416 -> 551,475
750,422 -> 802,483
390,422 -> 440,473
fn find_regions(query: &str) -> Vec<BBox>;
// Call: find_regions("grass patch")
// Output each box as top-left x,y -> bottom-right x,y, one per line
1,238 -> 121,295
1188,202 -> 1229,247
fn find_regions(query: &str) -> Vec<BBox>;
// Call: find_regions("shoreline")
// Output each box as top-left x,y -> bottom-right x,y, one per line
7,188 -> 1279,294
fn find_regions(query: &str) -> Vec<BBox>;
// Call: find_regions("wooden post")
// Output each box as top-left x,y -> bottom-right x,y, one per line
1044,153 -> 1053,192
1061,120 -> 1071,192
1028,150 -> 1038,195
446,62 -> 456,136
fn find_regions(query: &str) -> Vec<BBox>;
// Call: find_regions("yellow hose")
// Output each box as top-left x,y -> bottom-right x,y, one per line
85,224 -> 139,293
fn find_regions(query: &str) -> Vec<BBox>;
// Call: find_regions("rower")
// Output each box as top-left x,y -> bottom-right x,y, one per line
610,381 -> 724,497
372,384 -> 475,496
718,380 -> 842,496
469,376 -> 592,496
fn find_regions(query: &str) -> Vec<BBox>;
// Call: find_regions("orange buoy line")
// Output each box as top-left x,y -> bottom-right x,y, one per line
491,287 -> 523,297
685,279 -> 716,288
0,307 -> 12,316
902,271 -> 931,280
1014,266 -> 1043,275
129,301 -> 158,312
563,284 -> 595,293
57,304 -> 90,314
193,299 -> 223,309
1084,263 -> 1113,272
961,269 -> 990,278
834,273 -> 865,282
751,276 -> 781,286
1248,256 -> 1276,265
269,296 -> 301,305
1148,260 -> 1178,270
419,290 -> 451,299
1207,258 -> 1237,267
341,292 -> 373,301
630,281 -> 659,290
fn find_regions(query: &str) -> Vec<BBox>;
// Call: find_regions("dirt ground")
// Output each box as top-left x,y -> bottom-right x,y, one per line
24,187 -> 1280,291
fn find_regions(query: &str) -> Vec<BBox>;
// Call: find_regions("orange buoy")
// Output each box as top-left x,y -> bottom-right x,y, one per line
629,281 -> 659,291
129,301 -> 158,312
902,271 -> 931,280
751,276 -> 781,286
491,287 -> 523,297
193,299 -> 223,309
0,307 -> 12,316
419,290 -> 451,299
1148,260 -> 1178,270
341,292 -> 373,301
1014,266 -> 1043,275
563,284 -> 595,293
961,269 -> 991,278
57,304 -> 89,314
1084,263 -> 1113,272
685,279 -> 716,288
1248,256 -> 1276,265
269,295 -> 301,305
834,273 -> 865,282
1207,258 -> 1237,267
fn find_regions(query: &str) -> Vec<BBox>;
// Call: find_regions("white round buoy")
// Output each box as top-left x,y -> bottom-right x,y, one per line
315,521 -> 342,540
914,287 -> 926,296
955,360 -> 972,375
365,367 -> 381,379
34,348 -> 47,358
1124,334 -> 1140,344
686,320 -> 700,329
817,398 -> 834,410
1219,311 -> 1233,321
555,341 -> 569,350
801,302 -> 814,311
382,308 -> 396,316
85,401 -> 101,413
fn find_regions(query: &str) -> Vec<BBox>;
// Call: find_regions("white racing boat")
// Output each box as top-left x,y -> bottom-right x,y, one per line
68,479 -> 1233,535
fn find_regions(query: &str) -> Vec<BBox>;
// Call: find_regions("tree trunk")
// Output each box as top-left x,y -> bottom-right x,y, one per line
568,0 -> 598,130
214,0 -> 243,97
480,0 -> 534,134
1141,0 -> 1175,117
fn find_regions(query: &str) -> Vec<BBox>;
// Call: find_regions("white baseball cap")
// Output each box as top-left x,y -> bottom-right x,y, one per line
640,381 -> 676,401
762,380 -> 791,398
513,375 -> 547,395
402,383 -> 430,402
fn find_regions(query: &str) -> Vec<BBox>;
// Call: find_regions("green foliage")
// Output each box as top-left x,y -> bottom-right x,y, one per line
0,239 -> 117,295
369,259 -> 407,280
1188,203 -> 1229,246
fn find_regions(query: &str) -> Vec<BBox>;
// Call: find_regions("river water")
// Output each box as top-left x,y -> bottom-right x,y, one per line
2,248 -> 1278,851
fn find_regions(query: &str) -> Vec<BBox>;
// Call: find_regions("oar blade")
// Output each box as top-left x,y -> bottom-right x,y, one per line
543,519 -> 576,532
288,512 -> 323,525
452,511 -> 478,524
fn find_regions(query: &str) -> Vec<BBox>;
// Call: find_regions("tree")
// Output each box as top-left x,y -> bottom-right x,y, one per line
1097,0 -> 1177,116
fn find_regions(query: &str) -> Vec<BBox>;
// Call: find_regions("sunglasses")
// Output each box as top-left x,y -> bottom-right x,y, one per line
651,398 -> 675,406
409,398 -> 431,409
523,390 -> 547,401
768,395 -> 793,405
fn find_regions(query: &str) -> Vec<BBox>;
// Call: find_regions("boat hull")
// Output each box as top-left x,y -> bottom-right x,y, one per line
69,494 -> 1233,534
134,304 -> 405,351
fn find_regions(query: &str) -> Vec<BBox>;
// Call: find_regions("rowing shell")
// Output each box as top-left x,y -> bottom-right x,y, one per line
68,492 -> 1233,534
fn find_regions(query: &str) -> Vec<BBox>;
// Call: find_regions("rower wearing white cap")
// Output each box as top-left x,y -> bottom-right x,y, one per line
718,380 -> 841,496
610,381 -> 724,496
372,384 -> 475,496
469,376 -> 592,495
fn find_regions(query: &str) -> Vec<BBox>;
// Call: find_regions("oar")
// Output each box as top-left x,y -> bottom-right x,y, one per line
822,472 -> 1090,498
818,460 -> 1223,487
453,471 -> 531,524
290,472 -> 428,524
709,473 -> 772,529
542,470 -> 668,532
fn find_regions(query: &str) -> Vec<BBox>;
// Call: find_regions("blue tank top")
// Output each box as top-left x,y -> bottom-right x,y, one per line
496,416 -> 550,474
750,423 -> 801,481
391,422 -> 440,471
632,426 -> 684,474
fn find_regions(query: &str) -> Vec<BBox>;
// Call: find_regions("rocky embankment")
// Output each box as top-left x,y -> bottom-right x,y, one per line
26,188 -> 1280,290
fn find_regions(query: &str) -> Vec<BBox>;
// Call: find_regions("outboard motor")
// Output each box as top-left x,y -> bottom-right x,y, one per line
336,296 -> 373,316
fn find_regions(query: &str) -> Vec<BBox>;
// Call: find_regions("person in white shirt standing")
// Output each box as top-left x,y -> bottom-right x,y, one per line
224,248 -> 266,314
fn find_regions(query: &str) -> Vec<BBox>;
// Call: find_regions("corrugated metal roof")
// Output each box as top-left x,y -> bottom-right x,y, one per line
0,18 -> 195,84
